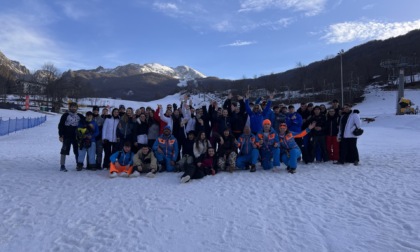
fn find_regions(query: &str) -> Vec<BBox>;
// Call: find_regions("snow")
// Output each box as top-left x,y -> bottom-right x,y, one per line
1,87 -> 420,252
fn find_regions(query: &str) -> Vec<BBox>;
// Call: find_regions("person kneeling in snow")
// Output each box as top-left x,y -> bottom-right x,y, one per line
109,141 -> 134,178
278,121 -> 316,174
181,147 -> 218,183
236,126 -> 259,172
152,126 -> 179,172
132,145 -> 158,178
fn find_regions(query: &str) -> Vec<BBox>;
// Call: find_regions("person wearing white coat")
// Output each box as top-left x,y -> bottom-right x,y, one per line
102,108 -> 120,168
335,104 -> 362,165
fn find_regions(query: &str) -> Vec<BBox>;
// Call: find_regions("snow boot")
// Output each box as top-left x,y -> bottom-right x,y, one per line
181,175 -> 191,183
76,163 -> 83,171
250,164 -> 256,172
60,165 -> 68,172
109,172 -> 118,178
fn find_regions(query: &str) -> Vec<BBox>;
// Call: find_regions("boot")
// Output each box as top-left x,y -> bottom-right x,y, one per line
250,164 -> 256,172
76,163 -> 83,171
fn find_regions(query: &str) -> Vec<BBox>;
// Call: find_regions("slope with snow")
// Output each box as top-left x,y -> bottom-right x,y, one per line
0,87 -> 420,252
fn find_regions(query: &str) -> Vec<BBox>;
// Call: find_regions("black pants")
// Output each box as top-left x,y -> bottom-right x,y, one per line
181,164 -> 207,180
60,137 -> 79,160
339,138 -> 359,163
103,141 -> 118,168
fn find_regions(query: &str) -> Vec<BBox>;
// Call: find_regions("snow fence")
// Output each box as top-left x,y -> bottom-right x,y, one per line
0,116 -> 47,136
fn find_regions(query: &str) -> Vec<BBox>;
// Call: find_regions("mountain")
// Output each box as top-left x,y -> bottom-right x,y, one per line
0,51 -> 31,78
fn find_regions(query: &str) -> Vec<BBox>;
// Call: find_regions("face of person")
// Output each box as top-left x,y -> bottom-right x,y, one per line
102,109 -> 108,115
289,107 -> 295,113
328,110 -> 335,116
243,127 -> 251,135
208,148 -> 215,156
140,114 -> 146,121
93,109 -> 99,115
164,128 -> 171,136
223,130 -> 230,136
126,108 -> 133,116
141,147 -> 149,154
263,124 -> 271,131
188,133 -> 195,140
123,145 -> 131,152
69,105 -> 77,113
200,132 -> 206,140
86,115 -> 93,122
222,109 -> 228,117
112,110 -> 119,117
314,108 -> 320,115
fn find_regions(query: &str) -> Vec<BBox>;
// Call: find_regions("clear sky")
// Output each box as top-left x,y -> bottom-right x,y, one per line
1,0 -> 419,80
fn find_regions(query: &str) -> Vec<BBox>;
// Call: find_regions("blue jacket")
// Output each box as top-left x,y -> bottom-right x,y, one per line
110,150 -> 133,166
77,119 -> 99,143
279,128 -> 311,151
245,99 -> 272,133
152,134 -> 179,161
237,133 -> 258,156
256,128 -> 279,151
286,112 -> 303,132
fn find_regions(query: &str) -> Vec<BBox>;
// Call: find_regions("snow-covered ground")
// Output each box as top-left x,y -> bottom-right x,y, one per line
1,87 -> 420,252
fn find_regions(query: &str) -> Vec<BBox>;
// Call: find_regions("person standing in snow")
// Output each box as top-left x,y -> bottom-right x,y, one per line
91,106 -> 104,169
102,108 -> 120,169
76,111 -> 99,171
58,102 -> 84,172
335,104 -> 362,165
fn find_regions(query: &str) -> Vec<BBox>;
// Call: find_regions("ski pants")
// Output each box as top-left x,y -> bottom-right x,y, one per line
260,147 -> 280,170
236,149 -> 259,169
155,152 -> 176,172
280,148 -> 301,170
110,163 -> 133,175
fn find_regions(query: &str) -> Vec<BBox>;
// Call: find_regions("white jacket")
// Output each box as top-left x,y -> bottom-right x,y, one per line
102,117 -> 119,142
338,111 -> 362,139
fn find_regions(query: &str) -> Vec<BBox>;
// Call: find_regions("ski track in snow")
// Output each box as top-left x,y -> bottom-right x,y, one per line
1,89 -> 420,252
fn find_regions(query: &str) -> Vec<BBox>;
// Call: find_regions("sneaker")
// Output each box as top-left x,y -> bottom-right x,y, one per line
60,165 -> 68,172
250,165 -> 256,173
272,166 -> 281,172
181,175 -> 191,183
146,172 -> 155,178
109,172 -> 118,178
129,171 -> 140,178
288,169 -> 297,174
286,166 -> 291,171
354,161 -> 359,166
119,172 -> 129,178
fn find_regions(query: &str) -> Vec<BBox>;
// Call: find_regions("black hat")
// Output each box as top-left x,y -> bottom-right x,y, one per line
86,111 -> 93,116
187,130 -> 196,136
119,104 -> 125,109
92,106 -> 99,111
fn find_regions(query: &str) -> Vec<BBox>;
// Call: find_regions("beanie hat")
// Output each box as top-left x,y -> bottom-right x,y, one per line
262,119 -> 271,126
163,125 -> 171,131
92,106 -> 99,111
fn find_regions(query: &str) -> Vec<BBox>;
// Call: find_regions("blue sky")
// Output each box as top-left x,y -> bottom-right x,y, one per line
1,0 -> 419,80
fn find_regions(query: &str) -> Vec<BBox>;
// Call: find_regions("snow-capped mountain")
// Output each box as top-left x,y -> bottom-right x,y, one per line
0,51 -> 30,77
96,63 -> 206,80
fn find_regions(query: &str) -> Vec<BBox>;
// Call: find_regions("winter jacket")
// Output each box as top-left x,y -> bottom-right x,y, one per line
133,148 -> 157,170
256,128 -> 279,151
193,139 -> 212,159
279,128 -> 311,151
102,116 -> 119,143
237,133 -> 257,156
217,134 -> 237,156
152,134 -> 179,161
110,150 -> 133,166
338,110 -> 362,139
286,112 -> 303,133
92,114 -> 104,140
245,99 -> 272,133
325,113 -> 340,136
308,114 -> 327,136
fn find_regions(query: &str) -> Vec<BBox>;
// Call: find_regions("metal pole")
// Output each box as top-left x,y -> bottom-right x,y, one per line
339,50 -> 344,107
396,69 -> 405,115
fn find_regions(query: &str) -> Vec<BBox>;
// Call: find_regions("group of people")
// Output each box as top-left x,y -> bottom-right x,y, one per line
58,94 -> 362,183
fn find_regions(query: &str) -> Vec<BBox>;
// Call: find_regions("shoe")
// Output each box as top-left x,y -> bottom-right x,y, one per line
272,166 -> 281,172
286,166 -> 291,171
181,175 -> 191,183
129,171 -> 140,178
334,161 -> 344,165
250,165 -> 256,172
60,165 -> 68,172
146,172 -> 155,178
288,169 -> 297,174
354,161 -> 359,166
119,172 -> 129,178
76,163 -> 83,171
109,172 -> 118,178
229,165 -> 235,173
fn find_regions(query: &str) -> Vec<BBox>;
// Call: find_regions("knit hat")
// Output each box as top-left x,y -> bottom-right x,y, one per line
92,106 -> 99,111
262,119 -> 271,126
163,125 -> 171,131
